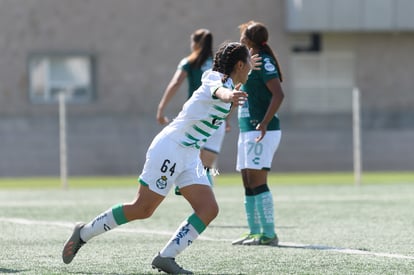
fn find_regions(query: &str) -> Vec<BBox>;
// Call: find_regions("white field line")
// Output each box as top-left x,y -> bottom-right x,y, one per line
279,242 -> 414,260
1,217 -> 414,260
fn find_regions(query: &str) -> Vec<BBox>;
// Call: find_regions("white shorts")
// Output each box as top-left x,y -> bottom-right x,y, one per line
236,130 -> 281,171
202,122 -> 225,154
139,131 -> 211,197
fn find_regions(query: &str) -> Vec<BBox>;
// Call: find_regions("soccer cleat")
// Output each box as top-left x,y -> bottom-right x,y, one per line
151,252 -> 193,274
231,233 -> 259,245
242,234 -> 279,246
62,222 -> 86,264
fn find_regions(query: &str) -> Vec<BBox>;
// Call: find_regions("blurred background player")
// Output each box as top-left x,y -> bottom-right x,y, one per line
62,41 -> 253,274
232,21 -> 285,246
156,29 -> 228,188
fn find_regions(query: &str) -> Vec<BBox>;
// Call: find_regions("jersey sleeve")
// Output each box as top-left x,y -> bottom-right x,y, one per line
178,57 -> 190,72
260,56 -> 280,83
201,70 -> 223,97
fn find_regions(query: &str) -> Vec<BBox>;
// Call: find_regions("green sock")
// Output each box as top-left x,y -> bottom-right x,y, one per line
255,191 -> 276,238
160,213 -> 205,258
245,190 -> 260,235
112,203 -> 128,225
80,204 -> 127,242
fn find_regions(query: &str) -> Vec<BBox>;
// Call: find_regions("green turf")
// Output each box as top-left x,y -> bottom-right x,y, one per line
1,172 -> 414,189
1,173 -> 414,274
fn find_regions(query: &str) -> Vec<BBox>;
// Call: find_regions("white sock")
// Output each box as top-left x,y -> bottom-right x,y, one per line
80,208 -> 119,242
159,220 -> 200,258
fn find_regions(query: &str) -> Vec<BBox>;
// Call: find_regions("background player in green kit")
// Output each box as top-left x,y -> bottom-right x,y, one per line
157,29 -> 227,187
232,21 -> 285,246
62,42 -> 255,274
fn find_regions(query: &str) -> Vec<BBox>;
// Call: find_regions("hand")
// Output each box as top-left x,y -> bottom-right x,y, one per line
158,116 -> 169,125
232,83 -> 248,107
156,110 -> 169,125
255,122 -> 267,142
249,49 -> 262,71
231,91 -> 248,107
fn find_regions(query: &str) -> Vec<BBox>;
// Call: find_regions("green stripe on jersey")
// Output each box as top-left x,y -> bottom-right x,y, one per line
181,141 -> 201,149
185,132 -> 200,142
210,114 -> 226,121
200,120 -> 219,129
193,125 -> 211,138
213,104 -> 230,114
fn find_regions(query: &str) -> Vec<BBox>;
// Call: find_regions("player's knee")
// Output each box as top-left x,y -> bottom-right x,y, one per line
126,202 -> 156,220
212,207 -> 219,220
139,206 -> 155,219
208,201 -> 219,220
196,202 -> 219,225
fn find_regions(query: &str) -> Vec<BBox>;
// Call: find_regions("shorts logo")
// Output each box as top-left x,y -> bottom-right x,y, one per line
252,157 -> 260,165
156,176 -> 168,189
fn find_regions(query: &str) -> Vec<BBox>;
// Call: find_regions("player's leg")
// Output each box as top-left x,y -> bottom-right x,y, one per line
62,184 -> 164,264
232,168 -> 262,245
233,131 -> 260,244
151,184 -> 206,274
241,131 -> 281,246
63,132 -> 175,264
157,184 -> 217,256
82,184 -> 164,241
152,170 -> 217,274
241,168 -> 278,246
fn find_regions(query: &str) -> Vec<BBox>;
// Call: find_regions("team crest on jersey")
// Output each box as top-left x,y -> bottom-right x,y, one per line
156,176 -> 168,189
263,58 -> 276,72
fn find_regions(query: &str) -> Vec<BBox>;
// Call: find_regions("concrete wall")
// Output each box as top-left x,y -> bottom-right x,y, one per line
0,0 -> 413,177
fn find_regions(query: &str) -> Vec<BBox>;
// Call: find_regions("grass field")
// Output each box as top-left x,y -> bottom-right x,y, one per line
1,172 -> 414,274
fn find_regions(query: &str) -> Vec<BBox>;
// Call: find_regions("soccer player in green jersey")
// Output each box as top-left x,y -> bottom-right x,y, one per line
232,21 -> 285,246
157,29 -> 226,186
62,42 -> 255,274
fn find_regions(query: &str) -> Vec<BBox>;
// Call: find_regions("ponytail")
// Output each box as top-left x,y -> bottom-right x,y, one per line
188,29 -> 213,69
239,21 -> 283,82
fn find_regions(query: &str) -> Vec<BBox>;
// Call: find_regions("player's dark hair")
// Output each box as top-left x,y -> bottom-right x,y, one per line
212,42 -> 249,83
239,21 -> 283,82
187,29 -> 213,69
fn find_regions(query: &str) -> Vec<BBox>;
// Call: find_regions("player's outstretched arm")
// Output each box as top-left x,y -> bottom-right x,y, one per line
213,85 -> 247,106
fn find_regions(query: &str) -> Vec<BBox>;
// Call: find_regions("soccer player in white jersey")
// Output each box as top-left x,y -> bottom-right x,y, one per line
62,42 -> 255,274
157,29 -> 227,188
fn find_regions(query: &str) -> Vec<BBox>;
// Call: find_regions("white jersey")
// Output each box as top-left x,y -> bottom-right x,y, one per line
162,70 -> 233,150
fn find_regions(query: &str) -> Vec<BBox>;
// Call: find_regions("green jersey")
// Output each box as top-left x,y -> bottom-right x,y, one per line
238,52 -> 281,132
178,57 -> 213,98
